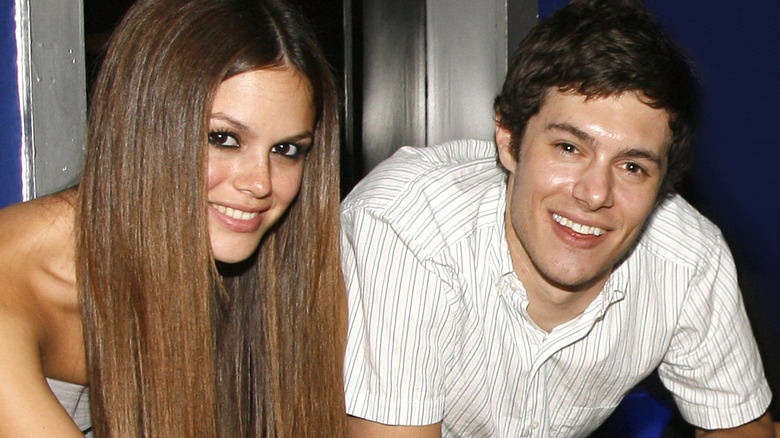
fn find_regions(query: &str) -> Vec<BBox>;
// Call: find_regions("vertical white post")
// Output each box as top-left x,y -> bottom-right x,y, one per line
15,0 -> 86,200
425,0 -> 509,145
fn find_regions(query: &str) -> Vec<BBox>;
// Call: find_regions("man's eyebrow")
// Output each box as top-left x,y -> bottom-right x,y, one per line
546,123 -> 595,144
621,148 -> 664,168
547,122 -> 664,168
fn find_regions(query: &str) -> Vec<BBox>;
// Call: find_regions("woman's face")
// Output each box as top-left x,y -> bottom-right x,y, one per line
206,67 -> 315,263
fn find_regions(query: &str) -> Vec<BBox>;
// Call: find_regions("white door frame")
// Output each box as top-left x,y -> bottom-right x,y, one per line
15,0 -> 86,199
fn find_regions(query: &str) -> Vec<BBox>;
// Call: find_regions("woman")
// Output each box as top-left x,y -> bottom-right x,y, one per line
0,0 -> 346,436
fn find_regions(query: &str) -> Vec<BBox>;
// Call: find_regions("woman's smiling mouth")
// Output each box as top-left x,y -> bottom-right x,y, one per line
211,203 -> 260,221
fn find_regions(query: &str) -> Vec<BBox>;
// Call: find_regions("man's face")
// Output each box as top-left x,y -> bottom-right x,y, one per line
498,89 -> 671,294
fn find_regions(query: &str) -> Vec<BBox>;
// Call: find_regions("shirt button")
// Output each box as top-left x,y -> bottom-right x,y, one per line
530,420 -> 540,430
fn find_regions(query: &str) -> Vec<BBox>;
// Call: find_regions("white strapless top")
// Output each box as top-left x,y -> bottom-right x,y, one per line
46,377 -> 92,436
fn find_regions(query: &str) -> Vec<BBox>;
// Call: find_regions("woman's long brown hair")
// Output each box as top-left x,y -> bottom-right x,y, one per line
76,0 -> 346,435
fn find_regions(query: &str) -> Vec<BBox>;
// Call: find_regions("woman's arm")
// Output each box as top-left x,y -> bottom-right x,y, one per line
0,304 -> 84,437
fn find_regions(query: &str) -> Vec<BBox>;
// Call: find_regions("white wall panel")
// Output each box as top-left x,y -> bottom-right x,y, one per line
16,0 -> 86,199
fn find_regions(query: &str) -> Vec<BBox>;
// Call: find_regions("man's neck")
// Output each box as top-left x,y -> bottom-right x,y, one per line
507,237 -> 609,333
523,279 -> 605,332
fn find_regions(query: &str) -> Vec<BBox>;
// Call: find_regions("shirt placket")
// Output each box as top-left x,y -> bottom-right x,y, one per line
499,273 -> 619,437
506,279 -> 551,438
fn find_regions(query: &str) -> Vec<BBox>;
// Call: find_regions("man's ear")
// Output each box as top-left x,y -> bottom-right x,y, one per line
495,122 -> 517,173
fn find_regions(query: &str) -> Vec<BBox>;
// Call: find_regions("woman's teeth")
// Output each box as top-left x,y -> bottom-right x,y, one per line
213,204 -> 259,220
553,213 -> 606,236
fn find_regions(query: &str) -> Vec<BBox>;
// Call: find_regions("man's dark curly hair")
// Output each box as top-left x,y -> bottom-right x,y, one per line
494,0 -> 699,197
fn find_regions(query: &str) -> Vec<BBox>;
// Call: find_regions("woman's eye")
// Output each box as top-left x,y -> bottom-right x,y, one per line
208,131 -> 239,148
271,143 -> 303,157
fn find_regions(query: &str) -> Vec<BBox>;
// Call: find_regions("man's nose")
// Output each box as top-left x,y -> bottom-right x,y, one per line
572,163 -> 614,211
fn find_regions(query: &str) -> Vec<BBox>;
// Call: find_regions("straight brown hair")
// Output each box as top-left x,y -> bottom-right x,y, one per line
77,0 -> 346,435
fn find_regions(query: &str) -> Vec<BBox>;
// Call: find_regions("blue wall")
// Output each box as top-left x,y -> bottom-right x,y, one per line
540,0 -> 780,432
0,0 -> 22,208
646,1 -> 780,420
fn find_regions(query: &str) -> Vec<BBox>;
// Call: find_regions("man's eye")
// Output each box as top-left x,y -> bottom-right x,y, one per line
625,162 -> 645,174
272,143 -> 303,157
557,142 -> 577,154
208,131 -> 239,148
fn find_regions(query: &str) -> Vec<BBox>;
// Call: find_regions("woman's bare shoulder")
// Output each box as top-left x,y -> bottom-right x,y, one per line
0,191 -> 86,436
0,190 -> 79,342
0,189 -> 86,376
0,189 -> 76,247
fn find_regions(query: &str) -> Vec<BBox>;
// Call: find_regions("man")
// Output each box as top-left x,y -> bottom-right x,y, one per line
341,0 -> 774,436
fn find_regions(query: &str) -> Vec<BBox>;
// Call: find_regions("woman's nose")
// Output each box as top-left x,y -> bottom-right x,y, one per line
233,156 -> 272,198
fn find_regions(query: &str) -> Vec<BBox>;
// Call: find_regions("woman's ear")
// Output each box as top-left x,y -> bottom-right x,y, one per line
495,122 -> 517,173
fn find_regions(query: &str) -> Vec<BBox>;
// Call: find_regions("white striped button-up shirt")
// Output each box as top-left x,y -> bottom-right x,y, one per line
341,139 -> 771,437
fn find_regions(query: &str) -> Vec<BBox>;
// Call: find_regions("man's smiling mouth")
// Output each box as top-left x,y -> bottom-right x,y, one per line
553,213 -> 606,236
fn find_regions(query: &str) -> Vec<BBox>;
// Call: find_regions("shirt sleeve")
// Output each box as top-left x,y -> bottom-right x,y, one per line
341,204 -> 452,426
659,233 -> 772,429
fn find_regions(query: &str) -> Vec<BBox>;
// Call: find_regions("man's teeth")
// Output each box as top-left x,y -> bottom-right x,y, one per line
213,204 -> 259,220
552,213 -> 606,236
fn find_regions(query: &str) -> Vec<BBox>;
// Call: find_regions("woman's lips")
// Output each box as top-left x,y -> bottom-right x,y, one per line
209,202 -> 266,233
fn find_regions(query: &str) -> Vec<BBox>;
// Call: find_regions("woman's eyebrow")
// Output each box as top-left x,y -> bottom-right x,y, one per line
209,113 -> 251,132
210,113 -> 314,144
278,132 -> 315,144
